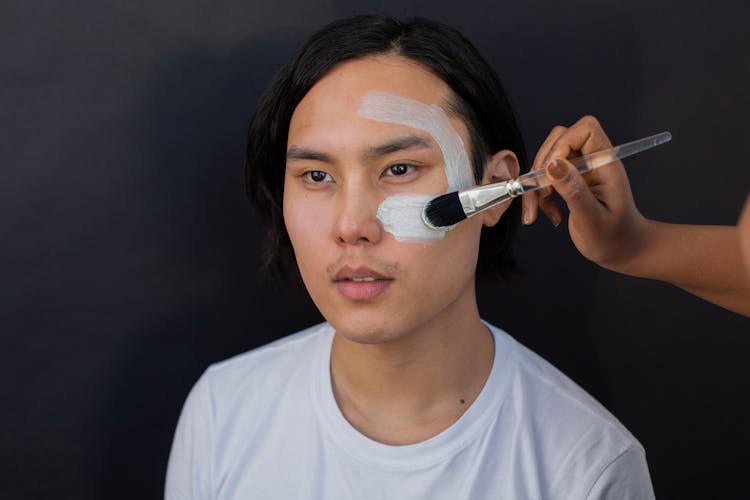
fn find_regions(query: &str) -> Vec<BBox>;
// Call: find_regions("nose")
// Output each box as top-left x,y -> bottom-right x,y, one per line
334,185 -> 383,245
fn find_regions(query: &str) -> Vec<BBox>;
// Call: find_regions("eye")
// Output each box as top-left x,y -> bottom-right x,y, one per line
303,170 -> 333,183
383,163 -> 415,177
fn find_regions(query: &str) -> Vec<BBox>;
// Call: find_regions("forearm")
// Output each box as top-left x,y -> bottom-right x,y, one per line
618,220 -> 750,316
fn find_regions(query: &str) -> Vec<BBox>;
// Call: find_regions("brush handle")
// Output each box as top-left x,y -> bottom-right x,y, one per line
446,131 -> 672,225
515,131 -> 672,195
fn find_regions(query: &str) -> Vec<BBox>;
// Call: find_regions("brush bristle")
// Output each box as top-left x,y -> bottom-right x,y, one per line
423,192 -> 466,228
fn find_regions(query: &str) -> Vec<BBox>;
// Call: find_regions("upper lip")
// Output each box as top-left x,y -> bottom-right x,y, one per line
333,266 -> 392,281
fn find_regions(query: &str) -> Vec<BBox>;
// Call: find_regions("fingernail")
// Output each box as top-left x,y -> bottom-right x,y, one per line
547,160 -> 566,180
522,209 -> 530,225
550,215 -> 561,227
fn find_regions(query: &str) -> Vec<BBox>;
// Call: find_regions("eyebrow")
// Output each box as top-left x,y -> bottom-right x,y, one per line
363,134 -> 434,160
285,146 -> 333,163
286,134 -> 435,163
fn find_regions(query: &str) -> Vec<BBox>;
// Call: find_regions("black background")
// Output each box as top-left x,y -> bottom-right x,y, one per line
2,1 -> 749,498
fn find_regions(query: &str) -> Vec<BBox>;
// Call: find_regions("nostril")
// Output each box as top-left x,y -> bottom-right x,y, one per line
334,192 -> 384,245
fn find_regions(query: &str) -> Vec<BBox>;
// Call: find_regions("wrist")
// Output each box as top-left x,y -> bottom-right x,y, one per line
603,216 -> 657,278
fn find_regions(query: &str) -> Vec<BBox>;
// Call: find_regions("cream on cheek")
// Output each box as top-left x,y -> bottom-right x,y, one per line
358,91 -> 474,242
376,193 -> 446,242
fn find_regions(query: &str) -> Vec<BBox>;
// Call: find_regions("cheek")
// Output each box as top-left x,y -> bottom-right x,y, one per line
283,189 -> 332,261
398,221 -> 482,283
438,222 -> 483,276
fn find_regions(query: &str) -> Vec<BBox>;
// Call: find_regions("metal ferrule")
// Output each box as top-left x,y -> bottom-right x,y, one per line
458,178 -> 524,218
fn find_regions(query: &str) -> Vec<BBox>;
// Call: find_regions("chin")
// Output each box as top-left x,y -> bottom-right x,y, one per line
338,331 -> 394,345
331,323 -> 395,345
327,314 -> 405,345
327,305 -> 446,347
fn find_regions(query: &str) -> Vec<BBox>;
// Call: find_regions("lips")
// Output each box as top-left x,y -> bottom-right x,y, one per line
334,266 -> 390,281
333,266 -> 393,300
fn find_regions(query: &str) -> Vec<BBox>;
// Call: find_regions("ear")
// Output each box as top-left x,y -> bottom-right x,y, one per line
480,150 -> 520,228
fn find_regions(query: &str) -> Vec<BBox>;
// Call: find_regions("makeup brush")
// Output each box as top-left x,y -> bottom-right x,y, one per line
422,131 -> 672,228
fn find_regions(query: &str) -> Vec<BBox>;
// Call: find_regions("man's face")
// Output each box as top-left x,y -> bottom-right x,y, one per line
283,55 -> 499,343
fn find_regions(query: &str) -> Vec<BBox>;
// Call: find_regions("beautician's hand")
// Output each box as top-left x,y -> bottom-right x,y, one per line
521,115 -> 649,272
739,194 -> 750,275
522,116 -> 750,317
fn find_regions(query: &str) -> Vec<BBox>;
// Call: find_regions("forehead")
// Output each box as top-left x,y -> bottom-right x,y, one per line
288,55 -> 463,144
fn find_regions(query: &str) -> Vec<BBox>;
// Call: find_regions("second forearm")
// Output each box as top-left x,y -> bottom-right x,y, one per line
616,220 -> 750,316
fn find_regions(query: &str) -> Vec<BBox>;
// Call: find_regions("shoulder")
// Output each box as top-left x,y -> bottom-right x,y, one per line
486,323 -> 653,497
200,321 -> 332,396
175,322 -> 332,448
490,322 -> 639,447
166,324 -> 332,498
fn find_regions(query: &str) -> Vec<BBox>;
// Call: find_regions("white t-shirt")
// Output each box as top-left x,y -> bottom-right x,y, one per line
165,322 -> 655,499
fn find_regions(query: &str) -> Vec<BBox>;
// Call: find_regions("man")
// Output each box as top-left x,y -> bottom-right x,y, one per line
166,15 -> 655,499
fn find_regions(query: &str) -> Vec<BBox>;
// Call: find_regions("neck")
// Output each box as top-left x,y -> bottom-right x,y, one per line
329,285 -> 494,445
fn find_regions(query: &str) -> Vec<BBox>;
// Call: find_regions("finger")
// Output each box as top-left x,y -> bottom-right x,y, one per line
522,188 -> 559,225
522,183 -> 553,225
543,116 -> 627,196
544,116 -> 613,168
532,125 -> 567,172
539,193 -> 563,227
521,190 -> 539,225
546,158 -> 605,225
523,126 -> 567,225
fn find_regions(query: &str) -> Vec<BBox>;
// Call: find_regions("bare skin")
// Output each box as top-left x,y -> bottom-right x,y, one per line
739,195 -> 750,276
522,116 -> 750,317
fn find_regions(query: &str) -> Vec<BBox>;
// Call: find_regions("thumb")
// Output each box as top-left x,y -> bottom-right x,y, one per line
545,159 -> 601,217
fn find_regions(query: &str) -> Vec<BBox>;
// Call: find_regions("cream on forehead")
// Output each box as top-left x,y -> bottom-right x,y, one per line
359,92 -> 473,191
358,92 -> 474,242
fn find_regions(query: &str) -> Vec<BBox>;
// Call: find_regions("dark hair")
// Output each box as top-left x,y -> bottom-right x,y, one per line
246,15 -> 527,282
